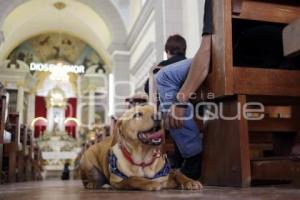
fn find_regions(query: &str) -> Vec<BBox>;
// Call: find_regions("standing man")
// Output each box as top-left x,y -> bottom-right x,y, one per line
155,0 -> 212,180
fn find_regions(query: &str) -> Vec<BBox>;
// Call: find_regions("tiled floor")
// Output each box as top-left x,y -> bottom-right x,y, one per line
0,180 -> 300,200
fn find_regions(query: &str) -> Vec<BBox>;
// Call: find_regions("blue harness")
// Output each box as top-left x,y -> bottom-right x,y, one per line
109,153 -> 171,179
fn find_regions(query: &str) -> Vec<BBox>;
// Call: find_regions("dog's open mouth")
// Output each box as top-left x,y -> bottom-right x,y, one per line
137,126 -> 163,146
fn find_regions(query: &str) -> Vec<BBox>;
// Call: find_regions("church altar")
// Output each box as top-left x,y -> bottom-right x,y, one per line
37,130 -> 81,179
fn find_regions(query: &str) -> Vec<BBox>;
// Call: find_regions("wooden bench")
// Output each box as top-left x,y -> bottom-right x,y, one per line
283,16 -> 300,57
0,83 -> 7,183
200,0 -> 300,187
16,124 -> 27,182
3,113 -> 20,183
0,83 -> 6,145
24,129 -> 34,181
32,145 -> 43,181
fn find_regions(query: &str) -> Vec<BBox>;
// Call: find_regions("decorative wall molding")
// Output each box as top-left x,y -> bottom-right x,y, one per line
131,44 -> 156,90
108,42 -> 129,54
131,42 -> 155,74
0,60 -> 37,92
126,0 -> 154,48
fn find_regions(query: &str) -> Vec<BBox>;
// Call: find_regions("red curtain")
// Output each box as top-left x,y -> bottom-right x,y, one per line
34,96 -> 47,138
65,121 -> 77,138
65,98 -> 77,137
34,120 -> 47,138
65,98 -> 77,118
33,97 -> 78,138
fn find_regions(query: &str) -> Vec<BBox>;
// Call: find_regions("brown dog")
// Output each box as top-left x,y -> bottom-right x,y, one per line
80,105 -> 202,190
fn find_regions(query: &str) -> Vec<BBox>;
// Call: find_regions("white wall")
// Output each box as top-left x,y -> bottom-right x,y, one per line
128,0 -> 206,92
127,1 -> 157,92
182,0 -> 205,58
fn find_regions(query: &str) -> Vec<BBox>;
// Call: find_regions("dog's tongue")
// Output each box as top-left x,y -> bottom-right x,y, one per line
146,130 -> 163,140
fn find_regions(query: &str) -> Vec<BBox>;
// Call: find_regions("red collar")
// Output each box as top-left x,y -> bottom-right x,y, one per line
119,143 -> 161,168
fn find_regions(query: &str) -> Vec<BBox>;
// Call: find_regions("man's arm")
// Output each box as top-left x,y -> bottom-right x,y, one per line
164,0 -> 213,129
177,0 -> 212,102
177,35 -> 211,102
164,36 -> 211,129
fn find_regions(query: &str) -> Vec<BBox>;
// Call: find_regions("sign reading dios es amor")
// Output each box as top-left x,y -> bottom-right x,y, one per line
30,62 -> 85,74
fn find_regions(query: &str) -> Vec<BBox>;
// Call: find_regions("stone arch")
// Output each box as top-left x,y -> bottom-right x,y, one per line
0,0 -> 127,53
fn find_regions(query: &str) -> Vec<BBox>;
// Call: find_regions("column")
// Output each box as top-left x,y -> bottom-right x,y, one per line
111,51 -> 131,116
104,92 -> 109,124
17,83 -> 24,124
88,86 -> 96,129
27,91 -> 35,127
76,76 -> 82,140
76,98 -> 82,139
47,107 -> 54,132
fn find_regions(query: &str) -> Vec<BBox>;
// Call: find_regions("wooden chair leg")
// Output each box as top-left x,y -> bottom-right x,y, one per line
0,144 -> 3,184
202,95 -> 251,187
27,159 -> 33,181
23,157 -> 27,181
8,151 -> 17,183
292,106 -> 300,143
18,154 -> 24,182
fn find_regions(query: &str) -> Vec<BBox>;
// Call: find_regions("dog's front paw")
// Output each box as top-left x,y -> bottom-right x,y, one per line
142,182 -> 162,191
180,179 -> 203,190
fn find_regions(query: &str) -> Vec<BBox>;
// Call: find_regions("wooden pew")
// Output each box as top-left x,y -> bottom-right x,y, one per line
24,129 -> 34,181
0,83 -> 6,145
3,113 -> 20,183
283,17 -> 300,57
200,0 -> 300,187
0,83 -> 7,183
17,124 -> 27,182
32,145 -> 43,181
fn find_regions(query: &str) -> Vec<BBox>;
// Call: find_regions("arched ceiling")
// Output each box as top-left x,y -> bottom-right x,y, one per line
8,33 -> 105,71
0,0 -> 128,68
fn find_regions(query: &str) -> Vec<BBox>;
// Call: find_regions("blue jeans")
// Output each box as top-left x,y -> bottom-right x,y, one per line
155,59 -> 202,158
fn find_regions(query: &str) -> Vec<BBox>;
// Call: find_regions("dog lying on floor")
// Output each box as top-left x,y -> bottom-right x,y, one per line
80,105 -> 202,191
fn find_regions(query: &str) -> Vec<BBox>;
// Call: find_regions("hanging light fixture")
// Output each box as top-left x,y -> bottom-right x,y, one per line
53,2 -> 66,10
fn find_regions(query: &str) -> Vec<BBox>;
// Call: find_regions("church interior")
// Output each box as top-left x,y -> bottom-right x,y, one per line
1,0 -> 300,199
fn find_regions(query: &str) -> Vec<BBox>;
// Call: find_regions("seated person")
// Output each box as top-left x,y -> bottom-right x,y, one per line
155,0 -> 212,180
61,162 -> 70,180
144,34 -> 187,94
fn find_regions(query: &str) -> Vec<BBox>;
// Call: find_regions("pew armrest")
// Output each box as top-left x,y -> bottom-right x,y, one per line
283,17 -> 300,57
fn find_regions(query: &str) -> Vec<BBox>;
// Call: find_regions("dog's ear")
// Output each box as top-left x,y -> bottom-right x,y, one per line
111,120 -> 122,146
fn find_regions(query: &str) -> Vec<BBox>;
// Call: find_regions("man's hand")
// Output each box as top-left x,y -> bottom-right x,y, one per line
164,104 -> 186,129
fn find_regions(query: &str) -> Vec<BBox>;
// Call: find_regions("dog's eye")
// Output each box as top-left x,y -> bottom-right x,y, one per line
133,112 -> 143,119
